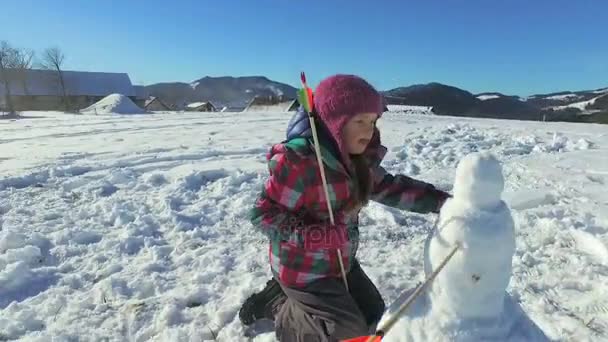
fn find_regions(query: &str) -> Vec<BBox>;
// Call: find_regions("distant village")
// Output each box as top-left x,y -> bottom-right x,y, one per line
2,43 -> 605,123
0,68 -> 301,114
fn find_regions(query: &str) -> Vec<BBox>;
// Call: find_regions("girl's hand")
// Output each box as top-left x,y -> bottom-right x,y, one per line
434,191 -> 452,213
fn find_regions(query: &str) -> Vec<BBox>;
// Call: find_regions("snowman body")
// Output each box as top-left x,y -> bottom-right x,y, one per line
383,153 -> 548,342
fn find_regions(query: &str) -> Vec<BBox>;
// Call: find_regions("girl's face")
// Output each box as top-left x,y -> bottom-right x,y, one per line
342,112 -> 378,155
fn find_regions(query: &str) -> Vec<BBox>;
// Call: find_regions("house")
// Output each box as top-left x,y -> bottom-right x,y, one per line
243,95 -> 299,112
0,68 -> 137,111
145,96 -> 172,111
186,101 -> 217,112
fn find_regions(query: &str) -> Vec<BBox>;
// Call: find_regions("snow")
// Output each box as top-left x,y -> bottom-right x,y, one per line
553,94 -> 607,112
386,105 -> 433,115
546,93 -> 583,101
190,81 -> 200,90
477,94 -> 500,101
185,102 -> 209,109
145,97 -> 160,107
80,94 -> 146,115
1,110 -> 608,341
265,85 -> 284,96
593,88 -> 608,94
452,152 -> 504,207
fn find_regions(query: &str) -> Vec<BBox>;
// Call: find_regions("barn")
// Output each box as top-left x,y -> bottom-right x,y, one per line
243,96 -> 299,112
0,69 -> 137,111
186,101 -> 217,112
145,96 -> 172,111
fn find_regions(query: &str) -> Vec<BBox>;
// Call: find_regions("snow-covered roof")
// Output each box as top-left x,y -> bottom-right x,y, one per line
243,99 -> 298,112
0,69 -> 135,97
186,102 -> 214,108
145,97 -> 158,106
144,96 -> 171,110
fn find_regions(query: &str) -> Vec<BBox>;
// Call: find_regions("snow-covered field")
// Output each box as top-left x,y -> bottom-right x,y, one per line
546,94 -> 583,101
385,105 -> 433,115
477,94 -> 501,101
1,111 -> 608,341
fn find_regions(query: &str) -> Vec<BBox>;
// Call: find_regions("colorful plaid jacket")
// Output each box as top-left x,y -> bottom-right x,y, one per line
250,117 -> 449,288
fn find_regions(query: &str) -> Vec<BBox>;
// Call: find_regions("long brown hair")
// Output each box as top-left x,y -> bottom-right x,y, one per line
344,154 -> 373,215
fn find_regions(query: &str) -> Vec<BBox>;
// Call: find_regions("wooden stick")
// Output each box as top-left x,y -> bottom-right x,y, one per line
337,249 -> 349,292
308,113 -> 348,291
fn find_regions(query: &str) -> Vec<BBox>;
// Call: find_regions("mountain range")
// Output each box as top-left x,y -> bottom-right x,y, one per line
145,76 -> 297,110
145,76 -> 608,123
383,83 -> 608,123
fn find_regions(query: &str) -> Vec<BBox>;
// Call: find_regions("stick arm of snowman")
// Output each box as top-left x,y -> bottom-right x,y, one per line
298,72 -> 349,291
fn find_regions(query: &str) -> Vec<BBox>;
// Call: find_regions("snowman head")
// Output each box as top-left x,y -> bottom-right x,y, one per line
453,152 -> 504,208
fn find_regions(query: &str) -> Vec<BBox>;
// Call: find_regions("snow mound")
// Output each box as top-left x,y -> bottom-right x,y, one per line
81,94 -> 146,115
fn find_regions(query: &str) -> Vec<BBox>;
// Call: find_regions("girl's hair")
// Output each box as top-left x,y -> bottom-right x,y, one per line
345,154 -> 373,214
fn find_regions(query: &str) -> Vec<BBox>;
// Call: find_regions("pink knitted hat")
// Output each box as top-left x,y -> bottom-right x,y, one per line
313,74 -> 384,165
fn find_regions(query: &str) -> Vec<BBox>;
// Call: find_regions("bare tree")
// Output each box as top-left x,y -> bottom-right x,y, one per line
13,48 -> 34,96
40,47 -> 69,112
0,41 -> 18,117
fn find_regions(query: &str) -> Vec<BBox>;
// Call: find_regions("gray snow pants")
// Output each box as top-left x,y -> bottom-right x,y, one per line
275,260 -> 386,342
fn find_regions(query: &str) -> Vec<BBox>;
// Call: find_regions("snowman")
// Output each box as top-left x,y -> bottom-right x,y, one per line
382,152 -> 548,342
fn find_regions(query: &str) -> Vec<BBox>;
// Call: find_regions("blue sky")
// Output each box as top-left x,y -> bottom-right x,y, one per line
2,0 -> 607,95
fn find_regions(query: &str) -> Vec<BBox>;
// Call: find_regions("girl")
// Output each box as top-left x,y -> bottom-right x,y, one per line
241,74 -> 449,341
